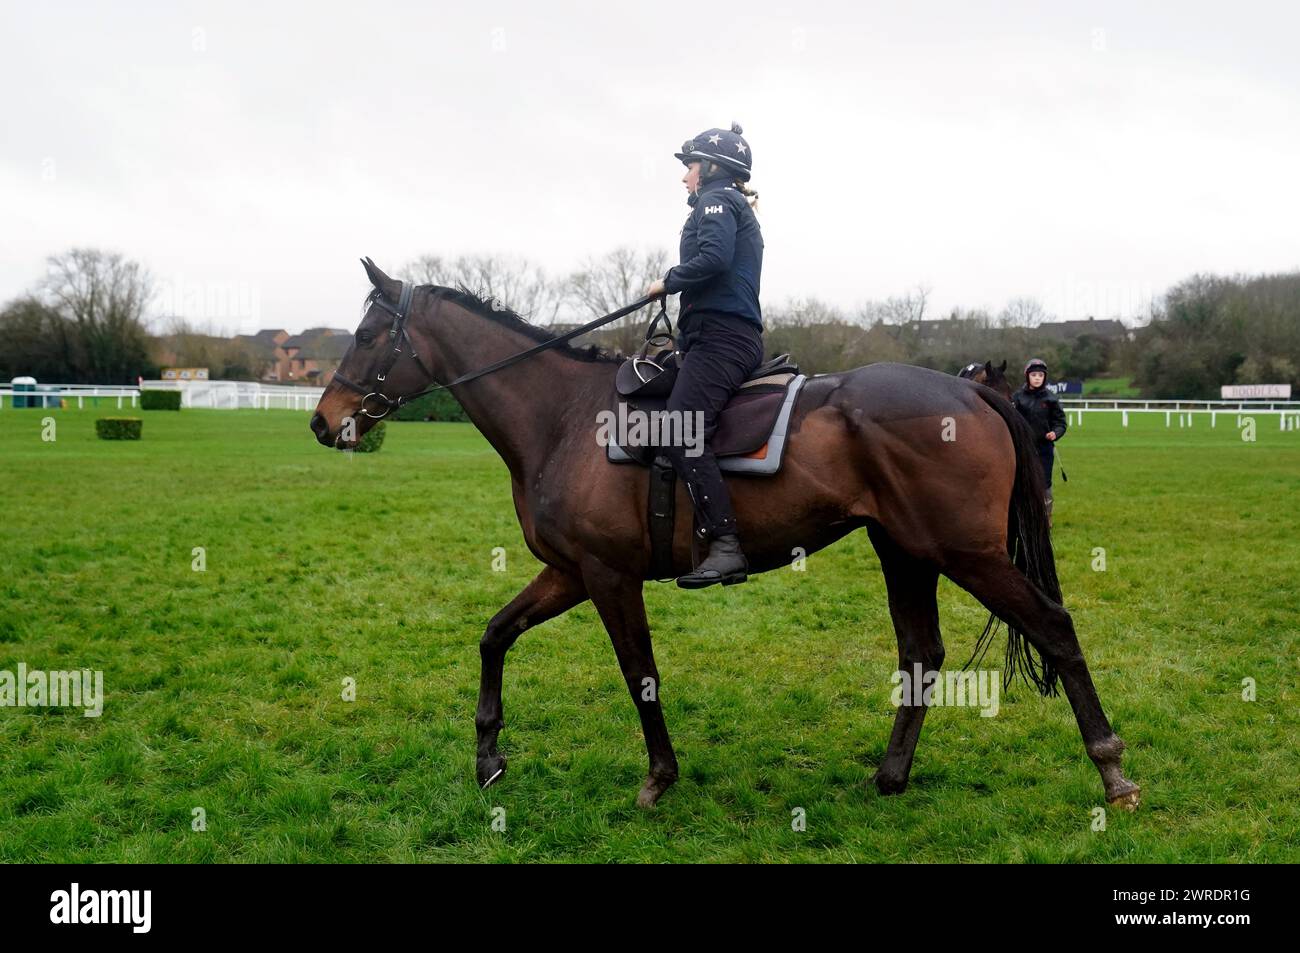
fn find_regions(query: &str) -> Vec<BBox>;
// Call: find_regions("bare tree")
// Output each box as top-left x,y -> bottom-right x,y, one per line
762,296 -> 872,373
765,296 -> 846,328
999,296 -> 1049,328
0,296 -> 76,381
41,249 -> 154,383
868,283 -> 932,325
156,316 -> 265,380
401,254 -> 459,288
566,247 -> 674,354
401,253 -> 564,324
912,283 -> 931,322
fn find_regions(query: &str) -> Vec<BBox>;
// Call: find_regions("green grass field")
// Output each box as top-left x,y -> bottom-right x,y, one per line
1,403 -> 1297,862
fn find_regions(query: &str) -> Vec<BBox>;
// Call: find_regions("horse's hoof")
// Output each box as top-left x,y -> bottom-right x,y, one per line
477,755 -> 507,789
635,773 -> 677,809
1107,782 -> 1141,812
873,771 -> 908,796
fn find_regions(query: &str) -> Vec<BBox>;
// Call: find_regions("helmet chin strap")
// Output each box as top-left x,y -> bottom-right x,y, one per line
685,161 -> 709,193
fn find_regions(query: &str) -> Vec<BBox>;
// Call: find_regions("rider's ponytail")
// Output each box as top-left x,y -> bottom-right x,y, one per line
733,179 -> 759,211
701,159 -> 759,211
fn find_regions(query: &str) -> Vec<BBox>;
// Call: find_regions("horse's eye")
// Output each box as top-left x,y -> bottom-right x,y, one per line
357,331 -> 373,345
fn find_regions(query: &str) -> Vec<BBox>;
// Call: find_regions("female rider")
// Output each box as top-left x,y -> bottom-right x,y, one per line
645,123 -> 765,588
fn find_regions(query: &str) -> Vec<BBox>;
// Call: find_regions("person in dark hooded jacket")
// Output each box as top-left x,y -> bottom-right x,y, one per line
1011,357 -> 1067,523
644,122 -> 764,588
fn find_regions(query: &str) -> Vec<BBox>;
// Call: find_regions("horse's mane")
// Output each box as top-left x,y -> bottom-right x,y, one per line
430,285 -> 624,364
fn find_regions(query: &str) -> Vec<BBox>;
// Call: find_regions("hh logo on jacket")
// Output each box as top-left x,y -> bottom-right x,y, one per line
703,205 -> 724,214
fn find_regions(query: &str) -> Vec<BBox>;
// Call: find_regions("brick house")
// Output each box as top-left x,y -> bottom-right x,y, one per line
278,328 -> 352,384
234,329 -> 291,382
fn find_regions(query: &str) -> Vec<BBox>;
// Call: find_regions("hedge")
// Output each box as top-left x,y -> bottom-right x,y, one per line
96,417 -> 143,440
140,390 -> 182,410
354,421 -> 386,452
392,390 -> 468,422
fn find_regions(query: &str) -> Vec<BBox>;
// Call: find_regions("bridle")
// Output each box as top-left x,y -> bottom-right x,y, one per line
331,281 -> 663,419
331,283 -> 444,418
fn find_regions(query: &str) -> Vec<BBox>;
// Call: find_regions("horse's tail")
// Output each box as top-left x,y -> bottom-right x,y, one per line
966,387 -> 1061,696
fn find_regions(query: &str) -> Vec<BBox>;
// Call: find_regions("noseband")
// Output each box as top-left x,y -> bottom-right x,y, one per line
331,282 -> 442,418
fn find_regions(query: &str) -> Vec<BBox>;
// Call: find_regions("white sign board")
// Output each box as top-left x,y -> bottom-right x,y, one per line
1220,384 -> 1291,399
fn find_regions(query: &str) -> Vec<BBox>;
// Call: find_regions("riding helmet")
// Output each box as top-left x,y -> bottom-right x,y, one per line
1024,357 -> 1048,383
674,122 -> 752,181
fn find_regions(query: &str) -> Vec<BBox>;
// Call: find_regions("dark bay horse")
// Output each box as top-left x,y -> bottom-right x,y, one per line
958,359 -> 1013,399
310,260 -> 1140,811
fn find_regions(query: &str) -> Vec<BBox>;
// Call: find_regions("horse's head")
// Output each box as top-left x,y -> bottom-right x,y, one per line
958,359 -> 1012,399
982,359 -> 1011,398
309,258 -> 439,449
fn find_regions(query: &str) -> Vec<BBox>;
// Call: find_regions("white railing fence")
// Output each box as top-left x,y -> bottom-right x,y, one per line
1059,398 -> 1300,431
4,383 -> 1300,428
141,380 -> 326,411
0,383 -> 141,410
1,380 -> 325,411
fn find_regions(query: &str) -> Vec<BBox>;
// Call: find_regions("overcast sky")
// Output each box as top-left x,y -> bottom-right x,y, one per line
2,1 -> 1297,334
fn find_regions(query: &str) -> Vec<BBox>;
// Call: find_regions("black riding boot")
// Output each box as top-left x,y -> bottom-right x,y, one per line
677,533 -> 749,589
663,450 -> 750,588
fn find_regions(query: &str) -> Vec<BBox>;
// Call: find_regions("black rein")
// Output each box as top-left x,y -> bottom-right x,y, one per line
332,283 -> 662,418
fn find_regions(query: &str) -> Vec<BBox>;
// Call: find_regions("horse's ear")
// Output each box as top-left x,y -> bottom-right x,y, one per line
359,258 -> 401,300
984,360 -> 994,375
999,359 -> 1007,373
360,257 -> 387,288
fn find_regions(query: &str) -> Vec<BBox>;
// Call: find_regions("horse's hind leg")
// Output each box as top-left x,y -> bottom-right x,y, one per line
476,565 -> 587,788
581,557 -> 679,808
946,555 -> 1141,809
868,522 -> 944,796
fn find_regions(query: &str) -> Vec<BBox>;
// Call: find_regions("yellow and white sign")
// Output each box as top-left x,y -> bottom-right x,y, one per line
161,367 -> 210,381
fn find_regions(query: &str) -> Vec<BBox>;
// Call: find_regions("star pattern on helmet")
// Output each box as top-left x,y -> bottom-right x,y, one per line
735,141 -> 747,154
707,134 -> 721,145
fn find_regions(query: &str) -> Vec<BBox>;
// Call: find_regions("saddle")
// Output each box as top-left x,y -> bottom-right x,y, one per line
605,312 -> 806,581
608,350 -> 806,475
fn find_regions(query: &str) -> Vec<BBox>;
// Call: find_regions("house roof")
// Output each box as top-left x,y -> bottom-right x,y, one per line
288,334 -> 352,362
1037,318 -> 1127,340
282,328 -> 349,350
241,328 -> 287,343
234,329 -> 289,357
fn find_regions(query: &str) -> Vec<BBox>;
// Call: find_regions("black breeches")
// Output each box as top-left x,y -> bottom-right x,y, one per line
660,312 -> 764,539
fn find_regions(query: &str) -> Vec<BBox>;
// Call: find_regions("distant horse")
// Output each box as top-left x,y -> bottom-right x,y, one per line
958,359 -> 1012,399
309,260 -> 1140,811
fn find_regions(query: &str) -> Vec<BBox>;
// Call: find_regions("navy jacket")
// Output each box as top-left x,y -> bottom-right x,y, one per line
1012,385 -> 1068,447
663,177 -> 764,330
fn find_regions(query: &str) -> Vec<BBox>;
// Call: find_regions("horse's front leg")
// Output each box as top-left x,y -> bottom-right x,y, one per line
476,565 -> 587,788
581,556 -> 679,808
577,553 -> 681,806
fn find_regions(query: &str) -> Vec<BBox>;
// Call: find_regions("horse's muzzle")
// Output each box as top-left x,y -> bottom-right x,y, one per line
309,412 -> 332,446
